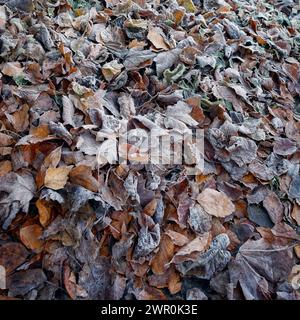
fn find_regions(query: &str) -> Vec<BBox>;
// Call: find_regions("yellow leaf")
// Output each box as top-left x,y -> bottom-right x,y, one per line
102,60 -> 123,81
125,19 -> 148,29
256,35 -> 267,45
178,0 -> 196,13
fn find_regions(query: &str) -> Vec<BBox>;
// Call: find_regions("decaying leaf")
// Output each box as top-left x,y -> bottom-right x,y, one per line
176,234 -> 231,280
0,243 -> 28,274
229,238 -> 294,300
7,269 -> 46,297
69,165 -> 100,192
197,188 -> 235,218
147,26 -> 169,51
0,172 -> 35,229
20,224 -> 44,251
44,166 -> 73,190
0,0 -> 299,302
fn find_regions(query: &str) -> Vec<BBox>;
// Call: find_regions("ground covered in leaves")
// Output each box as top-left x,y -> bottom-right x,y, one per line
0,0 -> 300,300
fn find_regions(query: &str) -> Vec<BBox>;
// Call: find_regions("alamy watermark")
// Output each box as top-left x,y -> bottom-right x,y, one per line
95,126 -> 204,176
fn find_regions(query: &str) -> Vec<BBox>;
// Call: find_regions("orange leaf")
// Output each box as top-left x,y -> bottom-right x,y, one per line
143,198 -> 157,216
36,199 -> 52,227
0,160 -> 12,177
20,224 -> 44,251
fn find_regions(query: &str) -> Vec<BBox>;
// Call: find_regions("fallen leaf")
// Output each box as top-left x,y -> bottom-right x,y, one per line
147,26 -> 169,50
102,60 -> 123,81
0,172 -> 35,230
7,269 -> 46,297
0,160 -> 12,177
291,204 -> 300,226
44,166 -> 73,190
20,224 -> 44,251
263,192 -> 283,224
229,238 -> 294,300
273,138 -> 297,156
0,243 -> 28,274
165,229 -> 189,246
69,165 -> 100,192
36,199 -> 52,227
150,234 -> 175,275
63,264 -> 88,300
171,232 -> 211,264
1,62 -> 24,77
197,188 -> 235,217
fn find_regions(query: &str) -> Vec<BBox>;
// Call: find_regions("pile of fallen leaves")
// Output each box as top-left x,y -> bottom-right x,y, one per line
0,0 -> 300,300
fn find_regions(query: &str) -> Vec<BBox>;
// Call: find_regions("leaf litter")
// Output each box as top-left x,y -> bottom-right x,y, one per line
0,0 -> 299,300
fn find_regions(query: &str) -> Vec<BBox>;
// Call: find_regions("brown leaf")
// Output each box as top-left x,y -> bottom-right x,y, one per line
263,192 -> 283,224
0,243 -> 28,274
150,234 -> 175,275
291,204 -> 300,226
63,264 -> 87,300
148,266 -> 181,294
1,62 -> 24,77
102,60 -> 123,81
20,224 -> 44,251
197,188 -> 235,217
147,26 -> 169,50
273,138 -> 297,156
69,165 -> 100,192
0,172 -> 35,229
0,132 -> 14,146
229,238 -> 294,300
6,104 -> 29,133
171,232 -> 211,264
36,199 -> 52,227
136,284 -> 167,300
36,146 -> 62,189
7,269 -> 46,297
43,146 -> 62,168
165,229 -> 190,247
44,166 -> 72,190
0,160 -> 12,177
295,245 -> 300,259
143,198 -> 157,216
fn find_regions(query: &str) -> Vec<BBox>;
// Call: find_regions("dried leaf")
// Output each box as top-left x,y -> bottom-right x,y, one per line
69,165 -> 100,192
150,234 -> 175,275
44,166 -> 73,190
197,188 -> 235,218
0,243 -> 28,274
0,172 -> 35,229
147,26 -> 169,50
20,224 -> 44,251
